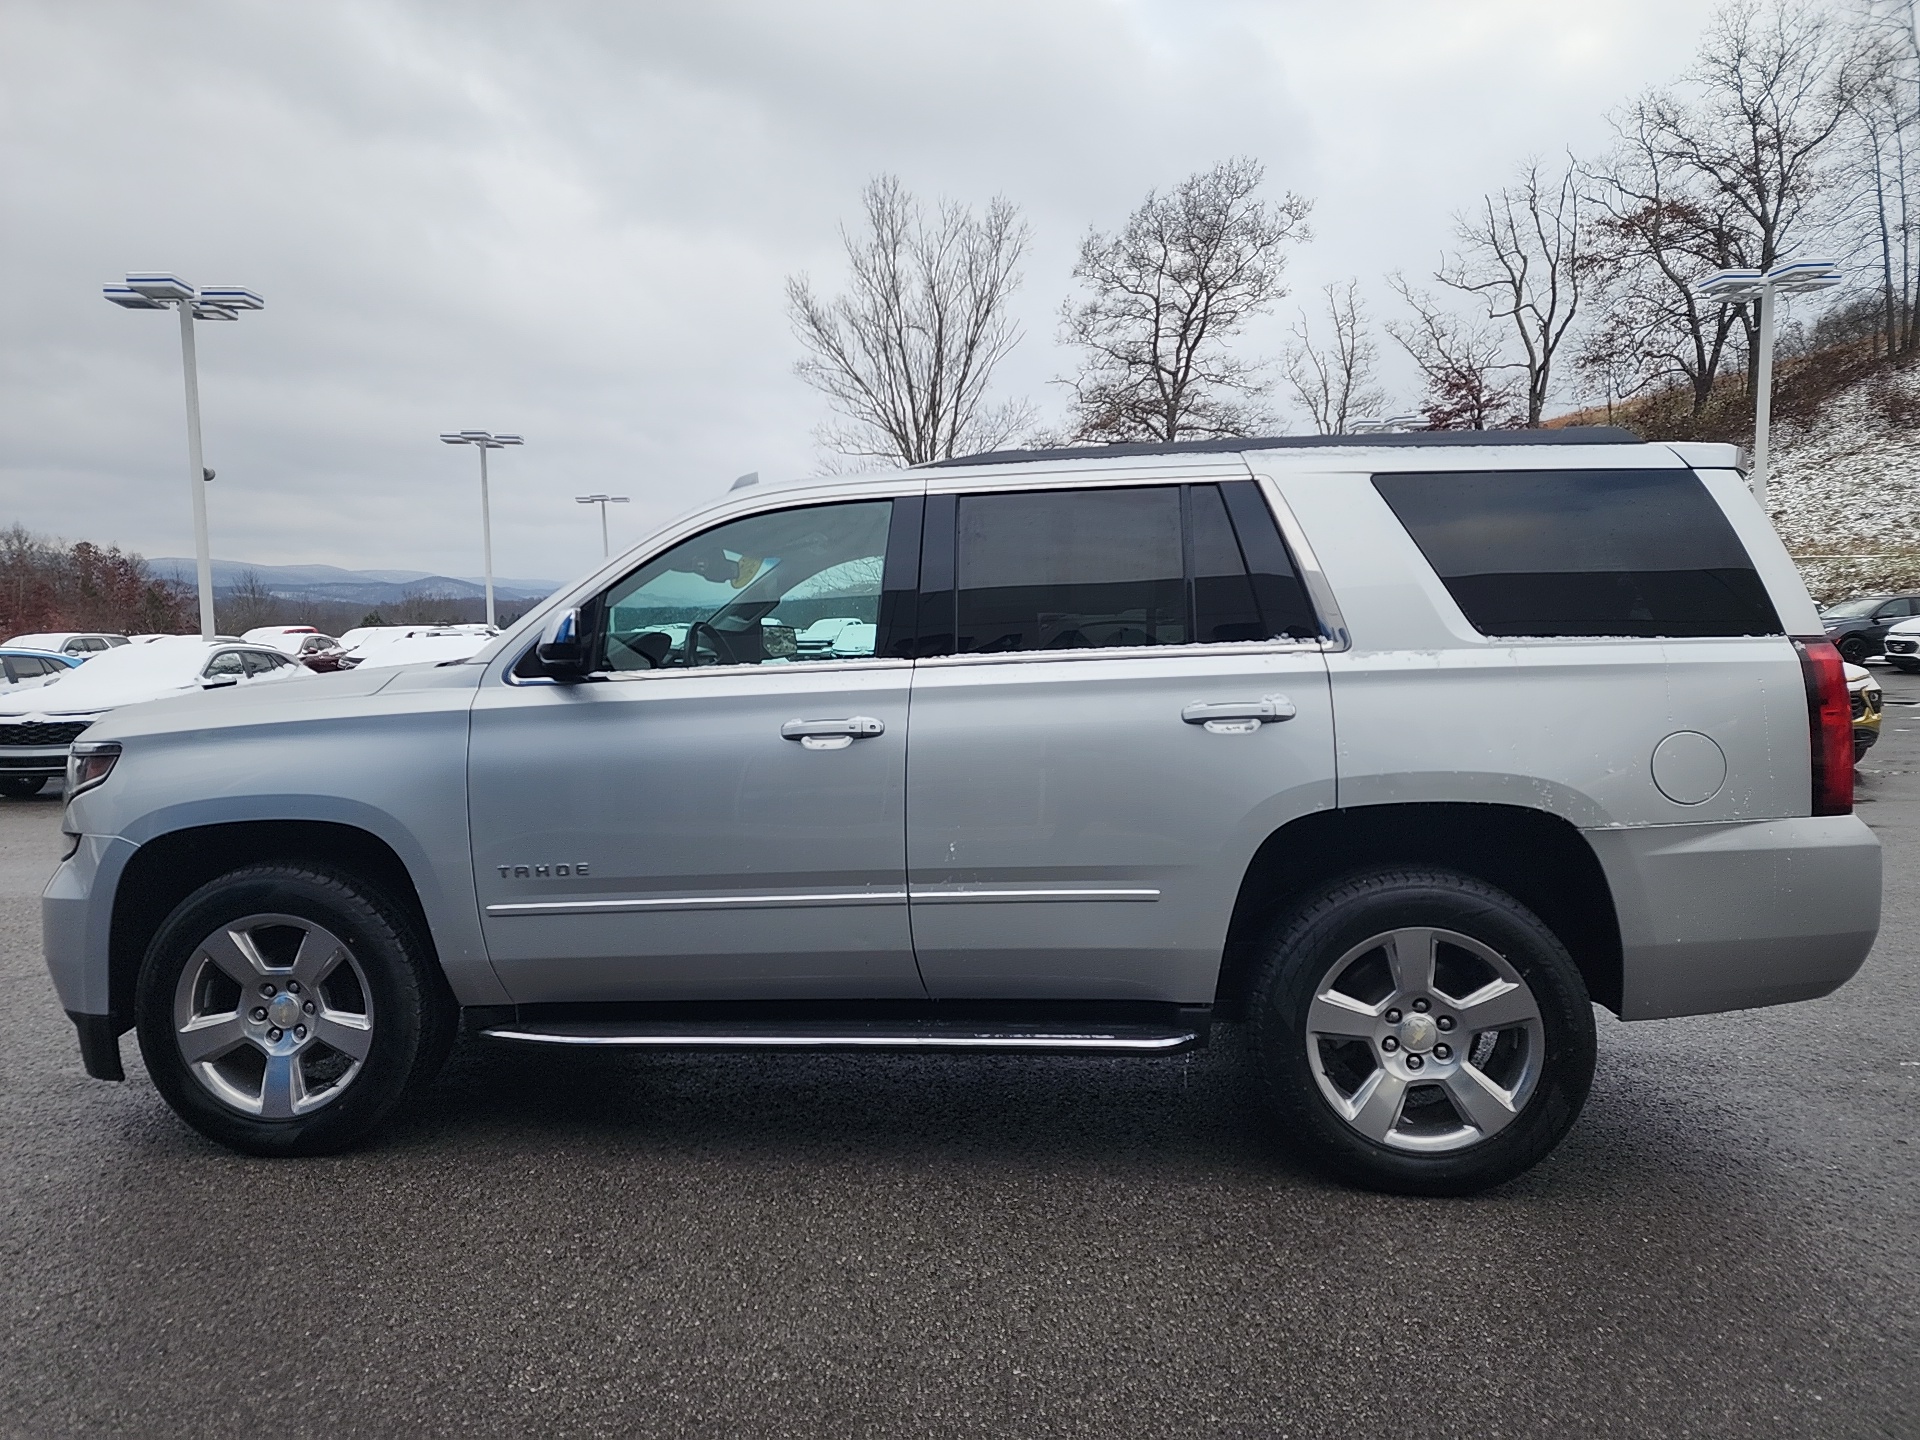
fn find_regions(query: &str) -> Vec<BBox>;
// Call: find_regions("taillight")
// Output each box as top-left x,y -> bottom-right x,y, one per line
1793,637 -> 1853,816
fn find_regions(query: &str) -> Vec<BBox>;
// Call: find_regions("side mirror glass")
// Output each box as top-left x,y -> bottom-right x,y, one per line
535,607 -> 594,680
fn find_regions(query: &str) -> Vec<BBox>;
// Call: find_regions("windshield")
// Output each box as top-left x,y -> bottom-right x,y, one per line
1822,597 -> 1890,620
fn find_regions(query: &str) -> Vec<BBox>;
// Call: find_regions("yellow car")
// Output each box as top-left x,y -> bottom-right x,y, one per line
1847,662 -> 1882,763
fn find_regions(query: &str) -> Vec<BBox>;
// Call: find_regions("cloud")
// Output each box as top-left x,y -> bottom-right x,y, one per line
1,0 -> 1720,587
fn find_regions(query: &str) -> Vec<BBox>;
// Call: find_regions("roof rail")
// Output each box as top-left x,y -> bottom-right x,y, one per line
922,426 -> 1643,468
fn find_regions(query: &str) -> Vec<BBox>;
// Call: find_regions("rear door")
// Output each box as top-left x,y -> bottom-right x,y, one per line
903,476 -> 1336,1003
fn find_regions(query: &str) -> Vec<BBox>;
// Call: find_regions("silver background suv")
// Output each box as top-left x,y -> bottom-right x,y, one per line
42,428 -> 1881,1193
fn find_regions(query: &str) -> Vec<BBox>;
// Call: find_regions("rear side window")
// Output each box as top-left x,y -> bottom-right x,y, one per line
940,482 -> 1319,655
1373,468 -> 1781,639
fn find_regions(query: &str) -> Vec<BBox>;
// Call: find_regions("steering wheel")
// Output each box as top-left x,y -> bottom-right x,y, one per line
684,620 -> 738,668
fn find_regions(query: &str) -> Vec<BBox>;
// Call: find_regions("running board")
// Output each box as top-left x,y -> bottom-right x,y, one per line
479,1018 -> 1203,1055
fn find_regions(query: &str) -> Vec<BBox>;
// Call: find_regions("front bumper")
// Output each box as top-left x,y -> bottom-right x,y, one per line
1883,636 -> 1918,659
42,832 -> 139,1077
1585,815 -> 1881,1020
0,745 -> 73,778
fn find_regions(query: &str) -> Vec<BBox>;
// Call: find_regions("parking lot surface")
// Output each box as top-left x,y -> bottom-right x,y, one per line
2,679 -> 1917,1439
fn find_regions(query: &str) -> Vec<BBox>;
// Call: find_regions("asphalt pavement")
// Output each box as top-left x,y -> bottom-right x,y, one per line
1,679 -> 1917,1439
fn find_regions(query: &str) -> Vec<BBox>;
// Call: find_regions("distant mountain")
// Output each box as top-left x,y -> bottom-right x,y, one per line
149,558 -> 559,606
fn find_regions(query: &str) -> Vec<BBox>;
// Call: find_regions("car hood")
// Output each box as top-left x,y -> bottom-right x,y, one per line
78,658 -> 484,742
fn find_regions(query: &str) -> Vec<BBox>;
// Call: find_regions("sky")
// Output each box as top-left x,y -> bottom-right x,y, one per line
0,0 -> 1728,586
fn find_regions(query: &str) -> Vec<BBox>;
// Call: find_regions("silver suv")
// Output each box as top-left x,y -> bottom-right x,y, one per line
42,429 -> 1881,1194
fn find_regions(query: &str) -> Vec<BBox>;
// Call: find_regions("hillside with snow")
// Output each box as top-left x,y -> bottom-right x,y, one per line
1766,363 -> 1920,601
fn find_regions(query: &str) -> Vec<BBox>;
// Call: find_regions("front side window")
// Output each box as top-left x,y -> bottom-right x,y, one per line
596,500 -> 896,671
204,651 -> 246,678
1373,468 -> 1782,640
939,482 -> 1318,656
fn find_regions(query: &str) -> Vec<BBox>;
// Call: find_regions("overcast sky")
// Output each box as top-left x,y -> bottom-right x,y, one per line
0,0 -> 1726,585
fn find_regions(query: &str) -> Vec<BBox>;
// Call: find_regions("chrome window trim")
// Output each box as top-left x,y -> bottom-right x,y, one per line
1249,472 -> 1350,651
912,639 -> 1322,671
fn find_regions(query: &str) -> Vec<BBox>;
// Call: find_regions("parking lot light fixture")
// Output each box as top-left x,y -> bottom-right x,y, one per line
575,494 -> 630,557
439,431 -> 524,627
1692,259 -> 1843,508
102,273 -> 264,640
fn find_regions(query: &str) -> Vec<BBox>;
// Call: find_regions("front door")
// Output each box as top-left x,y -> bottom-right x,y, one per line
469,494 -> 928,1003
904,478 -> 1337,1003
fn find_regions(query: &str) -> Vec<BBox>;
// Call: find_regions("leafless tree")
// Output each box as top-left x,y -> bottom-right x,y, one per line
1839,2 -> 1920,358
1059,158 -> 1313,442
787,175 -> 1033,466
1283,280 -> 1386,433
1387,276 -> 1522,430
1581,102 -> 1748,414
1434,159 -> 1587,426
1645,0 -> 1862,396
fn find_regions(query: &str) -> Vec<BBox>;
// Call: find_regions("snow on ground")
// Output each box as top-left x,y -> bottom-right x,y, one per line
1767,364 -> 1920,600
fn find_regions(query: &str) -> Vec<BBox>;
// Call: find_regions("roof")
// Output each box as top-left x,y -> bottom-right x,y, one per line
923,426 -> 1644,469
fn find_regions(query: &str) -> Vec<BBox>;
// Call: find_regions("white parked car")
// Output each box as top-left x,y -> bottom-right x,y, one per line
4,632 -> 132,659
793,616 -> 867,655
1878,616 -> 1920,672
337,625 -> 496,671
0,636 -> 311,797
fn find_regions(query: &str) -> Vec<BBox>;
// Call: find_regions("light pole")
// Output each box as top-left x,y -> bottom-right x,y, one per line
439,430 -> 522,628
1693,259 -> 1844,508
103,274 -> 263,639
575,493 -> 629,557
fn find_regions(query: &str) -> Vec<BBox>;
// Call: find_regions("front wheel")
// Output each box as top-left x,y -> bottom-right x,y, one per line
135,865 -> 453,1156
1249,868 -> 1596,1196
1838,636 -> 1871,665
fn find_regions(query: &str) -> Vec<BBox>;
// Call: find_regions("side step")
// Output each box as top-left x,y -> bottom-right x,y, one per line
479,1018 -> 1203,1055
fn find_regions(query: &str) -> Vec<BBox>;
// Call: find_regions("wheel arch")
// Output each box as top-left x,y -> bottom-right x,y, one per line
108,820 -> 441,1028
1215,803 -> 1623,1018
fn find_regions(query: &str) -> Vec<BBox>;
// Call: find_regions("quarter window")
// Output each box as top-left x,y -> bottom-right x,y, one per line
1373,468 -> 1782,639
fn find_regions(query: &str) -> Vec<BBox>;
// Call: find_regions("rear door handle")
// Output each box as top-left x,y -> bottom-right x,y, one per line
1182,697 -> 1295,734
782,716 -> 886,750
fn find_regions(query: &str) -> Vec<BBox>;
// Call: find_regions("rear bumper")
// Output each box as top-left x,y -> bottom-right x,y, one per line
1585,815 -> 1881,1020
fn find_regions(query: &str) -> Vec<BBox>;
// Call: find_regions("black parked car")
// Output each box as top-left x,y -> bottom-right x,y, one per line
1820,594 -> 1920,663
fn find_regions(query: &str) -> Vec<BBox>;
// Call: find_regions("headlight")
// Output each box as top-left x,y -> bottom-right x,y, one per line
66,740 -> 121,799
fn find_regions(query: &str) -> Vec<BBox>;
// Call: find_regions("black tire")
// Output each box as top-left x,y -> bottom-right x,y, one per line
1838,635 -> 1870,665
0,775 -> 47,798
1248,868 -> 1596,1196
135,864 -> 454,1156
1892,659 -> 1920,674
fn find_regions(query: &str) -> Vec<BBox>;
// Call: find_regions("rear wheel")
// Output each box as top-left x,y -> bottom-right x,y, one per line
0,776 -> 47,798
135,865 -> 453,1156
1249,868 -> 1596,1196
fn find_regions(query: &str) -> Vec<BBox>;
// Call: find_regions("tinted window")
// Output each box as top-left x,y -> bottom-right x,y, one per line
597,500 -> 896,671
204,651 -> 246,677
1373,469 -> 1781,639
956,488 -> 1185,652
1191,485 -> 1265,643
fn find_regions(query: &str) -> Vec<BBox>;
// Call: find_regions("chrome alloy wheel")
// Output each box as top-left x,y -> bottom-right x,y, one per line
171,912 -> 374,1119
1304,926 -> 1544,1153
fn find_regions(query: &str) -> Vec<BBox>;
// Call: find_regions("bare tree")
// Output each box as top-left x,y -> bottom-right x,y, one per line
1646,0 -> 1861,396
1582,100 -> 1749,415
787,176 -> 1033,466
1435,159 -> 1587,426
1840,3 -> 1920,358
1059,158 -> 1312,442
1283,280 -> 1386,433
1387,276 -> 1522,430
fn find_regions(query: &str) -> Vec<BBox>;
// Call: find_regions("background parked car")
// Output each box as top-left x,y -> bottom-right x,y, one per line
3,632 -> 131,659
242,626 -> 349,671
0,636 -> 312,798
1819,594 -> 1920,663
1847,661 -> 1883,762
0,647 -> 82,693
336,624 -> 496,670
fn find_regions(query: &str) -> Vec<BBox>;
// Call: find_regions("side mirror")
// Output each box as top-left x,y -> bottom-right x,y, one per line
535,607 -> 594,681
202,675 -> 238,689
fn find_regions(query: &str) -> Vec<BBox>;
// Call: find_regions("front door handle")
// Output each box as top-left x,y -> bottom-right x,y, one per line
1182,697 -> 1295,734
782,716 -> 886,750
